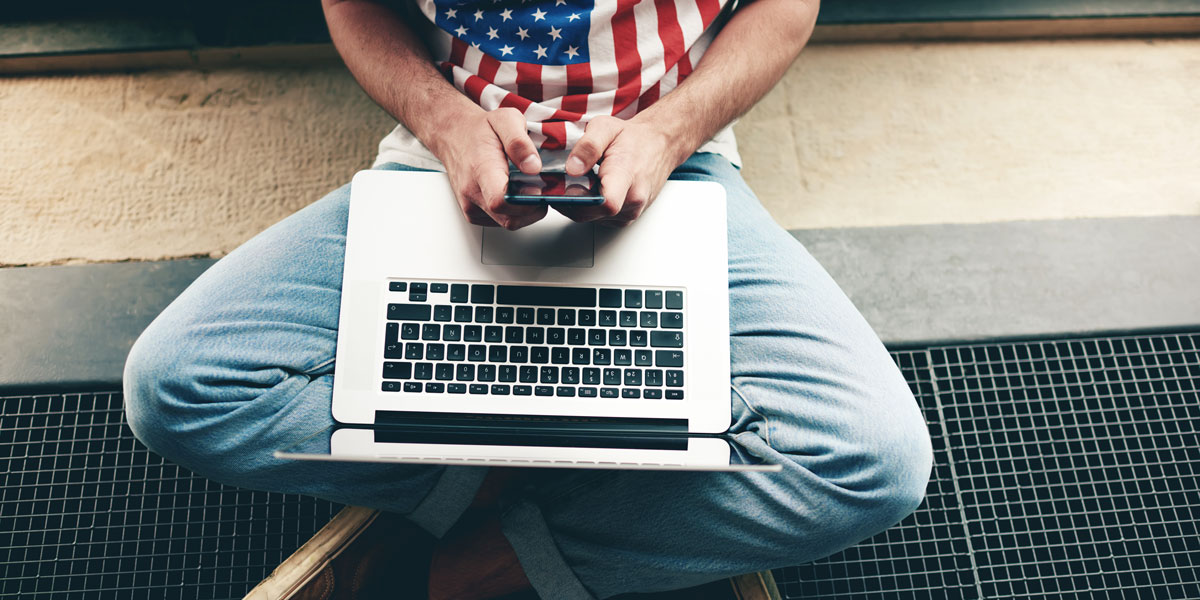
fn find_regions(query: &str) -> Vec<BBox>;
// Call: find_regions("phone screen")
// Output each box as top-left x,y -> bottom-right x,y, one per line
505,172 -> 604,205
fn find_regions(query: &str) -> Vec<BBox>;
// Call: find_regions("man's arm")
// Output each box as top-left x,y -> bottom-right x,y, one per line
562,0 -> 820,225
322,0 -> 547,230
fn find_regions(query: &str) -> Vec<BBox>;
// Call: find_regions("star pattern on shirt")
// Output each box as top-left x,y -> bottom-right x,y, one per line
434,0 -> 592,65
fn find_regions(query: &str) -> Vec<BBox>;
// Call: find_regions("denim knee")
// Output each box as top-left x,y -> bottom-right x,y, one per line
122,320 -> 188,466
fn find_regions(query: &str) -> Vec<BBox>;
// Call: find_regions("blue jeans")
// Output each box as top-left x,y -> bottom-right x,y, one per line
123,152 -> 932,599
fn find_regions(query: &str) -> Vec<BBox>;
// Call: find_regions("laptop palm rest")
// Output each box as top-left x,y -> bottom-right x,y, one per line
480,211 -> 595,268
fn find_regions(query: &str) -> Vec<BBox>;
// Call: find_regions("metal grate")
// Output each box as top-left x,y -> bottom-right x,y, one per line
775,332 -> 1200,599
0,391 -> 341,600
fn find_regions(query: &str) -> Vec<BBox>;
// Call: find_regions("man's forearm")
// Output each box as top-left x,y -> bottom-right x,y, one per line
635,0 -> 819,165
322,0 -> 479,157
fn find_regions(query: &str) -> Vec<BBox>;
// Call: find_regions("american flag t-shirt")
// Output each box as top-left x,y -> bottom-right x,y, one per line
415,0 -> 731,153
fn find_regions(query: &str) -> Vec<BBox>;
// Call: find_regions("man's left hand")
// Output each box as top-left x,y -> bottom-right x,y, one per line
558,115 -> 685,227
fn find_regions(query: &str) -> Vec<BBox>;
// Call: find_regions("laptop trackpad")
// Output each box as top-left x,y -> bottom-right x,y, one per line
480,211 -> 595,268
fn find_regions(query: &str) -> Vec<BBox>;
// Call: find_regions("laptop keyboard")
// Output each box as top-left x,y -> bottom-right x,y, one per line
380,280 -> 685,400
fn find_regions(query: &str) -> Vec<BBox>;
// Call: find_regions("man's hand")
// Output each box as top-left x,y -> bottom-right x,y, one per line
558,115 -> 684,227
436,107 -> 548,230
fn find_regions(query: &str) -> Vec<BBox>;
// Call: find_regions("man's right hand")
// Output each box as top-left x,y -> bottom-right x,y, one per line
436,107 -> 547,230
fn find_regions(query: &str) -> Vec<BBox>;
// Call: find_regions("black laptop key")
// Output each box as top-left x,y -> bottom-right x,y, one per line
547,327 -> 565,345
510,346 -> 529,363
496,306 -> 514,323
434,305 -> 453,322
491,384 -> 510,395
448,383 -> 466,394
556,386 -> 576,397
645,369 -> 663,387
579,309 -> 597,326
408,291 -> 426,302
382,381 -> 402,392
456,364 -> 475,381
599,288 -> 621,308
410,282 -> 428,294
386,322 -> 400,343
390,282 -> 407,292
540,366 -> 558,384
665,291 -> 683,309
645,290 -> 663,309
588,329 -> 606,346
635,350 -> 652,366
471,284 -> 495,304
499,365 -> 517,382
656,351 -> 684,368
535,386 -> 554,396
609,330 -> 627,347
557,309 -> 576,326
430,283 -> 448,293
551,347 -> 570,364
536,308 -> 556,325
603,368 -> 621,385
469,384 -> 488,394
579,387 -> 598,398
405,343 -> 423,360
403,382 -> 422,393
475,306 -> 494,324
599,310 -> 617,327
662,312 -> 684,329
426,343 -> 445,361
454,306 -> 473,323
499,285 -> 597,308
516,307 -> 535,324
505,326 -> 523,343
583,368 -> 600,385
620,311 -> 638,327
450,283 -> 469,303
666,389 -> 683,400
514,385 -> 532,396
464,325 -> 483,342
600,387 -> 619,398
531,346 -> 550,364
382,361 -> 412,380
593,349 -> 611,365
572,348 -> 590,365
468,345 -> 486,361
651,331 -> 683,348
485,326 -> 503,343
385,342 -> 403,359
640,312 -> 658,328
624,289 -> 642,308
630,330 -> 648,347
443,325 -> 462,341
614,349 -> 632,366
425,382 -> 445,393
562,367 -> 580,384
400,323 -> 420,340
519,365 -> 538,383
666,370 -> 684,387
478,365 -> 496,382
622,388 -> 641,399
447,344 -> 466,361
422,324 -> 440,340
488,345 -> 507,363
414,363 -> 433,380
436,363 -> 454,381
644,389 -> 662,399
624,369 -> 642,386
568,328 -> 586,346
526,327 -> 545,344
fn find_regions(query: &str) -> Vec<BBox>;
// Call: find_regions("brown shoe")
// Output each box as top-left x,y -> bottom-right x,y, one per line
244,506 -> 434,600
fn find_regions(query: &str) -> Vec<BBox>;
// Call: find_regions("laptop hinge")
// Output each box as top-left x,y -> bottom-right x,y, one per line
373,410 -> 688,436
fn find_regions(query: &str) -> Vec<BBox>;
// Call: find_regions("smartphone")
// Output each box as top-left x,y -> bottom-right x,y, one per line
505,171 -> 604,205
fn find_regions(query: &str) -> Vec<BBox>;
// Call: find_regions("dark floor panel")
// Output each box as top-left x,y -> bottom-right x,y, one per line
0,391 -> 341,600
774,351 -> 980,600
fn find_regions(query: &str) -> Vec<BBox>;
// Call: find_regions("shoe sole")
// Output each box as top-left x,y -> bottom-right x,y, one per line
243,505 -> 382,600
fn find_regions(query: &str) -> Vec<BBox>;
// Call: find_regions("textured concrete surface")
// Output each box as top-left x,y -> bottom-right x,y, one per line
2,38 -> 1199,266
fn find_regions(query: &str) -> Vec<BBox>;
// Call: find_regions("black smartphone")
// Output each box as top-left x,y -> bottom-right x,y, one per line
505,171 -> 604,205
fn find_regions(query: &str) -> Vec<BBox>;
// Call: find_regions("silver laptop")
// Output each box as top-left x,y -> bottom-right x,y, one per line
277,170 -> 778,471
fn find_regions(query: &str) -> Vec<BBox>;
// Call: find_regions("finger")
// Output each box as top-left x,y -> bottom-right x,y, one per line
488,107 -> 541,174
565,116 -> 622,176
556,159 -> 630,223
475,163 -> 547,230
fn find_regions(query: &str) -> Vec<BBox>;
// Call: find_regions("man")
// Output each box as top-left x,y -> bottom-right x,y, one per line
123,0 -> 933,598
